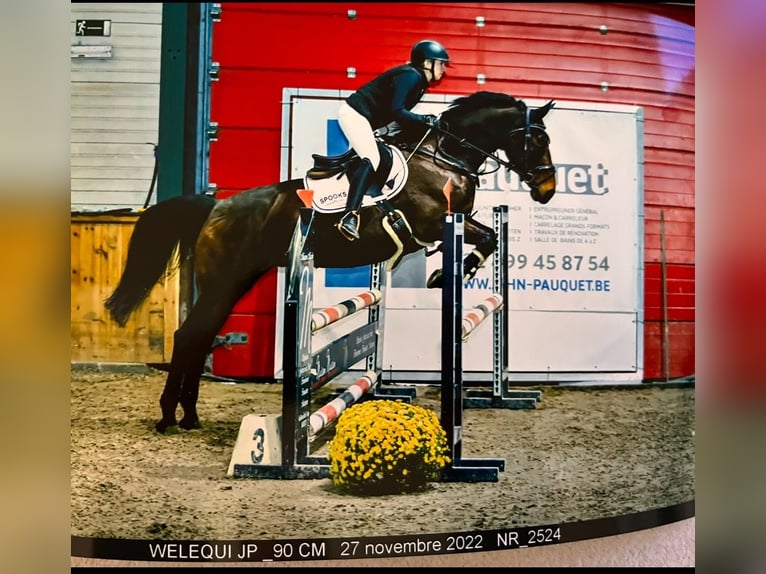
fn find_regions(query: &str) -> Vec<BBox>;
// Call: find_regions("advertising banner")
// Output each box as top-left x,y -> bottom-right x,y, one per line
281,88 -> 643,382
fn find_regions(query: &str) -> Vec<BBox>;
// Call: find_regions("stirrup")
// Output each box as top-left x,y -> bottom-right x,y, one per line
337,211 -> 360,241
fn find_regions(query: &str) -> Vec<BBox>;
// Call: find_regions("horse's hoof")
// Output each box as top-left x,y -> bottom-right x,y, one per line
155,420 -> 177,434
426,269 -> 443,289
179,418 -> 201,431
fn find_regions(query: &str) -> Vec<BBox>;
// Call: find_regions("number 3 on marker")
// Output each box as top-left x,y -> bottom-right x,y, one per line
251,427 -> 265,464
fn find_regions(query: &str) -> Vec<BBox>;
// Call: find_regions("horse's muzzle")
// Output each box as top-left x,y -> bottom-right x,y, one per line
528,167 -> 556,204
532,187 -> 555,204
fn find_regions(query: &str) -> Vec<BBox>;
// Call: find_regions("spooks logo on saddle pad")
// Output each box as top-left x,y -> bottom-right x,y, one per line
304,120 -> 409,214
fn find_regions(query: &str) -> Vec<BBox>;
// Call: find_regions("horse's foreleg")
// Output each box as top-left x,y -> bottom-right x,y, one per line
426,215 -> 496,288
461,216 -> 497,282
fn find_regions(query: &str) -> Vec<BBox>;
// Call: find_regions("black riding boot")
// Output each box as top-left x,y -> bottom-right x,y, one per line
337,158 -> 378,241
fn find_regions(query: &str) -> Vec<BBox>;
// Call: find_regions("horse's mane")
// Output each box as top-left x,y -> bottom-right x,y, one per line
442,91 -> 526,121
378,91 -> 526,148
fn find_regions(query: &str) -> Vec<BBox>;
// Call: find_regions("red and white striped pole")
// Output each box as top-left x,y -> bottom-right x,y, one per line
461,294 -> 503,340
308,371 -> 378,436
311,289 -> 382,332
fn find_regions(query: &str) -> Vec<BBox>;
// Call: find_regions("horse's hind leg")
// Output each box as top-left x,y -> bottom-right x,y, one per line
157,326 -> 204,433
175,293 -> 241,430
157,367 -> 183,433
157,284 -> 252,432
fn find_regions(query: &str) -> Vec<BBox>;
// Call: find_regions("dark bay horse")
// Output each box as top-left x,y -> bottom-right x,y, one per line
105,91 -> 557,433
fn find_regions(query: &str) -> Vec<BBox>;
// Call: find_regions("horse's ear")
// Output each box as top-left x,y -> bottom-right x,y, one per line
532,100 -> 556,122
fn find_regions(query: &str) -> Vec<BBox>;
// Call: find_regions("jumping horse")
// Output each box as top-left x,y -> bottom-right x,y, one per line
104,91 -> 557,433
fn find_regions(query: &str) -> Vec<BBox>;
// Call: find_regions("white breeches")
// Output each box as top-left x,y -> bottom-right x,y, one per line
338,102 -> 380,170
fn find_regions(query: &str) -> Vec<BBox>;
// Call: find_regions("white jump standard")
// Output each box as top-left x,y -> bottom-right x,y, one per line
463,206 -> 543,410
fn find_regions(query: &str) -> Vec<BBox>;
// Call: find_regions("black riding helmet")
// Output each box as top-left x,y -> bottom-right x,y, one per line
410,40 -> 450,79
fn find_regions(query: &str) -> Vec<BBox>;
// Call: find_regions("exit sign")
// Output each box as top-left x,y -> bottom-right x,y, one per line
75,20 -> 111,37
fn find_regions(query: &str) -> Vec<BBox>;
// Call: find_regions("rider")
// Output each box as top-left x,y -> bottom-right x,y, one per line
335,39 -> 449,241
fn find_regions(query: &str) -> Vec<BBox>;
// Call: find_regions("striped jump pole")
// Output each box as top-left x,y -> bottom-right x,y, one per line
311,289 -> 383,332
462,294 -> 503,341
308,371 -> 377,436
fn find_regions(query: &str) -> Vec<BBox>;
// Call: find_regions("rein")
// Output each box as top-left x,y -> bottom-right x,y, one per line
407,138 -> 481,183
434,124 -> 514,173
404,115 -> 554,187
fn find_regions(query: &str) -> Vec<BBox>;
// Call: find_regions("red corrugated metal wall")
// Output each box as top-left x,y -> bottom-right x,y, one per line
209,2 -> 694,381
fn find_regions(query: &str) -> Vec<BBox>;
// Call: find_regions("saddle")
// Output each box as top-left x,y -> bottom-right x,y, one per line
307,142 -> 392,185
302,141 -> 415,270
307,148 -> 357,176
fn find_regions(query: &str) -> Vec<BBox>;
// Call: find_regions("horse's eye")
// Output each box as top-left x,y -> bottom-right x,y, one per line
508,132 -> 525,148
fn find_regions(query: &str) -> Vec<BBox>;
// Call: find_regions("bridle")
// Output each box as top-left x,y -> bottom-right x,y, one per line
409,107 -> 555,190
505,107 -> 556,187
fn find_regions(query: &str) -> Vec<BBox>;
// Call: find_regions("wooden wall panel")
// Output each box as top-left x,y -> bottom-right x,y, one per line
70,214 -> 178,363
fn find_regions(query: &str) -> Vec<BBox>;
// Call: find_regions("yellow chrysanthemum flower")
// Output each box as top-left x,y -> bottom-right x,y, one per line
327,400 -> 450,495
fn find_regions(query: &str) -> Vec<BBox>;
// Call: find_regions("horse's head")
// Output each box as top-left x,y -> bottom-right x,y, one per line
503,100 -> 556,204
439,92 -> 557,204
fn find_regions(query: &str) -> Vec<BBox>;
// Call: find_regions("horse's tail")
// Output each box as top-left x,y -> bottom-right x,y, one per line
104,194 -> 217,327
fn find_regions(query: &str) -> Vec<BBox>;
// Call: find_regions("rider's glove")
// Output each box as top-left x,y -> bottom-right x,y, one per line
421,114 -> 441,129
